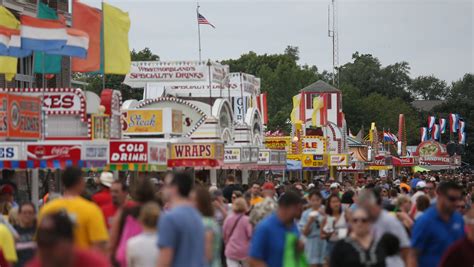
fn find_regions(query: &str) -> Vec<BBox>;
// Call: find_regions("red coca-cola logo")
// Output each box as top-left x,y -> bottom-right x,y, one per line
34,146 -> 45,157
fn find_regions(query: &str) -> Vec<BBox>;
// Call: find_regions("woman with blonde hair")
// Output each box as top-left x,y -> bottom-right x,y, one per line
126,201 -> 161,267
223,197 -> 253,267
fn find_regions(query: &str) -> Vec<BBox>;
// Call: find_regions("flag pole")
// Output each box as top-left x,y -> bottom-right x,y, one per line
101,1 -> 106,90
197,2 -> 202,61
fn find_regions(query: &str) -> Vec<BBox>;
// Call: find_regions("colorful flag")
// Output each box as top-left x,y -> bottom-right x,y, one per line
420,127 -> 428,142
0,26 -> 32,58
459,119 -> 465,133
20,15 -> 67,52
449,113 -> 459,133
439,118 -> 447,134
431,124 -> 440,140
47,28 -> 89,59
383,131 -> 398,143
0,26 -> 10,54
290,95 -> 300,123
0,6 -> 21,81
197,13 -> 215,28
103,2 -> 131,75
31,3 -> 65,74
459,131 -> 466,145
72,1 -> 102,72
256,93 -> 268,125
427,116 -> 436,132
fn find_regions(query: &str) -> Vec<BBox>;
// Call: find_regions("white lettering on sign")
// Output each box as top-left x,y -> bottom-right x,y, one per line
110,142 -> 148,163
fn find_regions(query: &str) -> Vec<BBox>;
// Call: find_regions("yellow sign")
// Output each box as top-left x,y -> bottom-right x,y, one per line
302,154 -> 326,168
328,154 -> 349,166
264,136 -> 291,151
170,143 -> 224,160
287,154 -> 302,161
123,110 -> 163,134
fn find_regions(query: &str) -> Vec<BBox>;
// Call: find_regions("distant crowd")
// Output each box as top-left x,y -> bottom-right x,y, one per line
0,168 -> 473,267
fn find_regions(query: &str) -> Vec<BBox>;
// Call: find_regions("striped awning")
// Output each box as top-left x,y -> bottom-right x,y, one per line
0,160 -> 107,170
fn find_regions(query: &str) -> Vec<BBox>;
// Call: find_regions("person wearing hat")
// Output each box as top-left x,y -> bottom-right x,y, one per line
92,172 -> 114,211
249,182 -> 278,226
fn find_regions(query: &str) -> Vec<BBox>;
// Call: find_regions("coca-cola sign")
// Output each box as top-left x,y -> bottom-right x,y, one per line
27,145 -> 81,161
370,155 -> 392,166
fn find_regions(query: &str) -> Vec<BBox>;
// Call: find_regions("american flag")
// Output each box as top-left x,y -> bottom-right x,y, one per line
197,13 -> 215,28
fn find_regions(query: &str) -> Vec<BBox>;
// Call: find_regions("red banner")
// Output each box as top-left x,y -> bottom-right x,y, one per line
109,141 -> 148,164
392,156 -> 416,167
27,145 -> 81,161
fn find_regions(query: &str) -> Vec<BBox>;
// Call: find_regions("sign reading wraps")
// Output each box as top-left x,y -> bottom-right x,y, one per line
110,141 -> 148,164
0,144 -> 21,160
328,154 -> 349,166
170,143 -> 224,160
302,154 -> 325,168
302,136 -> 326,155
224,148 -> 241,163
27,145 -> 81,161
123,110 -> 163,134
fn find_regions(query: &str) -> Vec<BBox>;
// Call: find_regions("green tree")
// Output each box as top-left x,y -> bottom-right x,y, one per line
409,75 -> 448,100
338,53 -> 412,101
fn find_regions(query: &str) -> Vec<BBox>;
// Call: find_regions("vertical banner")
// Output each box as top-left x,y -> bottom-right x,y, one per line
0,93 -> 7,138
233,96 -> 248,122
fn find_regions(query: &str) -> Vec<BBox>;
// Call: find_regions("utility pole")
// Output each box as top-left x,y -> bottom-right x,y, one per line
328,0 -> 339,87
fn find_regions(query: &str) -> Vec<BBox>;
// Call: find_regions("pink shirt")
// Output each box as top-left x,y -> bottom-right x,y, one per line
223,213 -> 252,261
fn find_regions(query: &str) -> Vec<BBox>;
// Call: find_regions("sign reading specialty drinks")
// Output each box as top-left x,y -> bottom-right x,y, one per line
124,61 -> 229,88
109,141 -> 148,164
122,110 -> 163,134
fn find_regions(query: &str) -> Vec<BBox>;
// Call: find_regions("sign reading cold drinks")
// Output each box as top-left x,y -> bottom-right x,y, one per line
110,141 -> 148,164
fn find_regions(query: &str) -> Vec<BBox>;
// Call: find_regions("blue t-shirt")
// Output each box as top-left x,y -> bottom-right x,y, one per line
157,205 -> 205,267
249,213 -> 299,267
411,206 -> 465,267
410,178 -> 420,189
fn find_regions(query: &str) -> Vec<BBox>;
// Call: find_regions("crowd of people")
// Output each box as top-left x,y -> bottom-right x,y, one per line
0,168 -> 473,267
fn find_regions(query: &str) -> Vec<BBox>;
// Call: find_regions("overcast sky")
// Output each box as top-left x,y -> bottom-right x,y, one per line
82,0 -> 473,82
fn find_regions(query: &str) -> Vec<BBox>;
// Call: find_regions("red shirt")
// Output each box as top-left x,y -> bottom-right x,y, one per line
439,237 -> 474,267
101,203 -> 118,228
92,188 -> 112,210
26,249 -> 109,267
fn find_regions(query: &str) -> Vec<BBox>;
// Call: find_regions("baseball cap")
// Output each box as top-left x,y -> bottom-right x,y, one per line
262,182 -> 275,190
416,181 -> 427,189
330,182 -> 340,189
393,179 -> 401,186
308,183 -> 315,189
0,184 -> 14,195
99,172 -> 114,187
